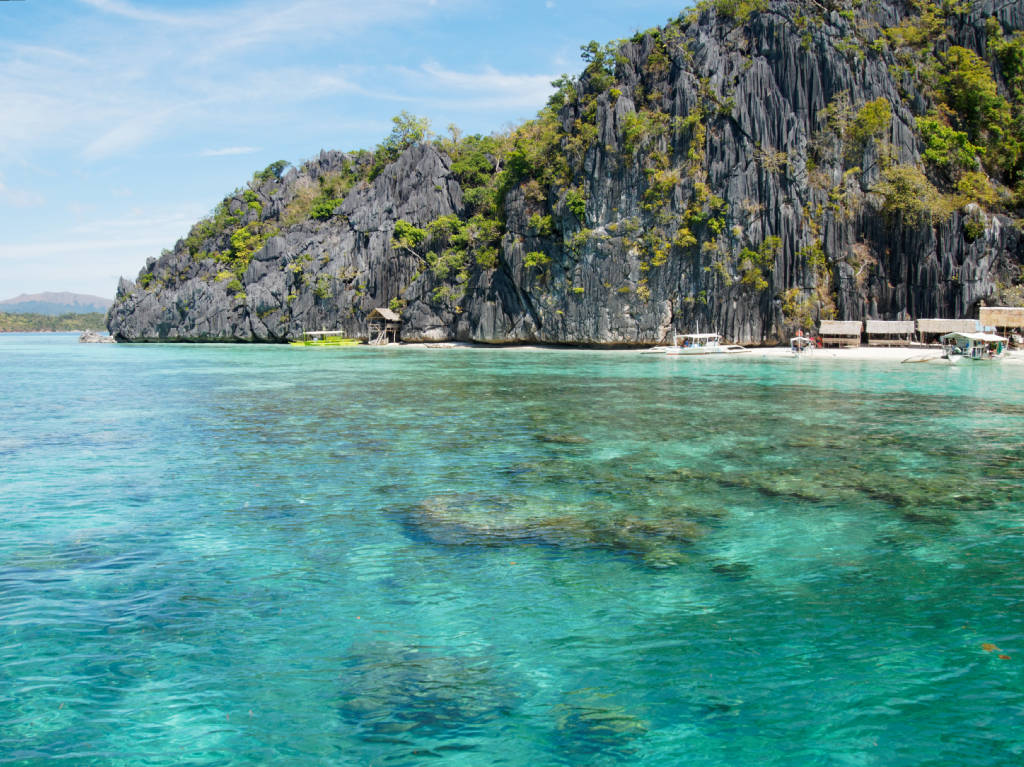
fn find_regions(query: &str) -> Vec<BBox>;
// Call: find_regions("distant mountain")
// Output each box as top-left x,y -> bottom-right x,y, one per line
0,292 -> 113,315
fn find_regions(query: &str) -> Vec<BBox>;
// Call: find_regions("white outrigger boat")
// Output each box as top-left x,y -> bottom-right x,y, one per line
289,329 -> 361,347
789,335 -> 815,357
664,332 -> 750,356
940,331 -> 1007,363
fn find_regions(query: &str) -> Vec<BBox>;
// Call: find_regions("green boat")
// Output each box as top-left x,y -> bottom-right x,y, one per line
289,330 -> 361,347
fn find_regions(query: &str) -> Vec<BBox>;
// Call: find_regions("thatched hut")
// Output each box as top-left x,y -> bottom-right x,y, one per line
979,307 -> 1024,340
819,320 -> 863,347
865,320 -> 915,346
367,308 -> 402,345
916,319 -> 979,344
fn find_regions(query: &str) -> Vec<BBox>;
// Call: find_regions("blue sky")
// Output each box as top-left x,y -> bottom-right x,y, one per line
1,0 -> 692,299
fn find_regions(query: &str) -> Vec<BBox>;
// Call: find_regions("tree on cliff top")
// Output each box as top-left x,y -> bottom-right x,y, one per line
371,112 -> 433,179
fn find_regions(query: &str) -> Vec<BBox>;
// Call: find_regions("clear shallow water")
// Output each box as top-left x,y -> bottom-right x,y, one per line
2,334 -> 1023,766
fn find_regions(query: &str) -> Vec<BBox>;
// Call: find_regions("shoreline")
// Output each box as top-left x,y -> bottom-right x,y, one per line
25,334 -> 1023,363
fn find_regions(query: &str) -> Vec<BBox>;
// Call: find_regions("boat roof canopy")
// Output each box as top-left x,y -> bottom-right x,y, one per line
941,331 -> 1007,342
679,333 -> 720,339
302,330 -> 350,337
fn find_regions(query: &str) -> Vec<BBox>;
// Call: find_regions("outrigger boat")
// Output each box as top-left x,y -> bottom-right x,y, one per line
789,335 -> 815,357
289,330 -> 361,347
940,331 -> 1007,363
664,332 -> 750,356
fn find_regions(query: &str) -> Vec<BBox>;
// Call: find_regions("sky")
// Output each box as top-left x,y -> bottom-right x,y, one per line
0,0 -> 693,300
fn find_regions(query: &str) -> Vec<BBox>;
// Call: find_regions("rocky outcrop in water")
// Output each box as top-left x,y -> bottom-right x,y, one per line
109,0 -> 1024,344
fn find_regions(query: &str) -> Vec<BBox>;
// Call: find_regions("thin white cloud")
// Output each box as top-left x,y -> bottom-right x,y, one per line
76,0 -> 217,27
82,106 -> 183,161
398,62 -> 557,110
200,146 -> 260,157
70,209 -> 202,236
0,175 -> 45,208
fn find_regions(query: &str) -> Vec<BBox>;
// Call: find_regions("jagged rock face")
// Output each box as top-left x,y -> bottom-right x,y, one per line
109,0 -> 1024,344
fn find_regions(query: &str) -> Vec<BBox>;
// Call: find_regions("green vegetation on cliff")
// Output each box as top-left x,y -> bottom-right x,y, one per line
117,0 -> 1024,344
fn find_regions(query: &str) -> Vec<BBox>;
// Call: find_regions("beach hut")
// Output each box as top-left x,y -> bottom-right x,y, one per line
916,318 -> 979,345
979,307 -> 1024,344
367,307 -> 402,345
866,320 -> 915,346
819,320 -> 863,348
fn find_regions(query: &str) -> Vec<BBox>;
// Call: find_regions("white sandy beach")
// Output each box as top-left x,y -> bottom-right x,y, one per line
395,341 -> 1024,364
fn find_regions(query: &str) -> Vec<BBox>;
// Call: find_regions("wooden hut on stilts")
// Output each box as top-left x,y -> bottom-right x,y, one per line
367,308 -> 402,345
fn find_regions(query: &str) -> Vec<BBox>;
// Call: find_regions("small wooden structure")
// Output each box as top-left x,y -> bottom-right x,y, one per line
979,307 -> 1024,342
367,307 -> 402,345
819,320 -> 863,348
866,320 -> 915,346
916,318 -> 979,345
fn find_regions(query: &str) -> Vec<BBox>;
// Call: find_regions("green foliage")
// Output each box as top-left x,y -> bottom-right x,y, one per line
939,47 -> 1007,141
711,0 -> 768,24
427,215 -> 462,242
874,165 -> 955,225
314,275 -> 332,300
673,226 -> 697,249
0,312 -> 108,332
738,235 -> 781,292
547,74 -> 577,111
524,251 -> 551,270
475,246 -> 499,269
528,213 -> 556,237
963,213 -> 986,242
254,160 -> 288,182
780,288 -> 816,330
917,115 -> 983,175
991,25 -> 1024,95
447,134 -> 500,188
310,198 -> 343,221
847,98 -> 892,158
501,115 -> 570,194
223,221 -> 276,274
579,40 -> 620,92
183,200 -> 240,259
389,297 -> 407,313
281,159 -> 368,225
956,171 -> 1000,208
799,240 -> 828,275
883,9 -> 1024,207
641,230 -> 671,267
643,169 -> 680,210
370,111 -> 432,180
412,212 -> 505,282
621,109 -> 670,156
392,220 -> 427,252
564,187 -> 586,221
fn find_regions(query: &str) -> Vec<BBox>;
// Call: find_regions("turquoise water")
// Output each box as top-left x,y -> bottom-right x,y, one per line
2,334 -> 1023,766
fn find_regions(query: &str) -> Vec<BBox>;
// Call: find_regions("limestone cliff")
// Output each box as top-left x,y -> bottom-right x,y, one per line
109,0 -> 1024,344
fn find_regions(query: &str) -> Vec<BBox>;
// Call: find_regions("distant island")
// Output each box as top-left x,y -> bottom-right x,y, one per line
109,0 -> 1024,345
1,292 -> 113,316
0,312 -> 108,333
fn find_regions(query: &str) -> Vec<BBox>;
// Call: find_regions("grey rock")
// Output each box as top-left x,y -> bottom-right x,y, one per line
109,1 -> 1024,345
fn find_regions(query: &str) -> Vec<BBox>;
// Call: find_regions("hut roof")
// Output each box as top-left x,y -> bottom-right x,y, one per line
368,307 -> 401,322
979,306 -> 1024,328
866,320 -> 915,334
819,320 -> 863,335
916,318 -> 979,334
